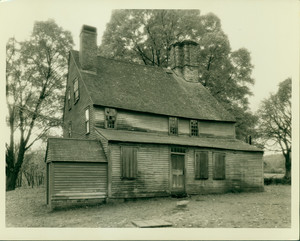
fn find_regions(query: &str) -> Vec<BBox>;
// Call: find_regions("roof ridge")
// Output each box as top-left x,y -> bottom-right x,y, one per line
72,50 -> 165,70
48,137 -> 99,142
98,55 -> 165,70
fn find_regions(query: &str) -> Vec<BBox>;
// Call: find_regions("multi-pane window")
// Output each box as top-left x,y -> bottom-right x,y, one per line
169,117 -> 178,135
73,77 -> 79,103
68,121 -> 72,138
190,120 -> 198,136
213,152 -> 226,180
121,147 -> 137,179
195,151 -> 208,179
105,108 -> 117,129
85,107 -> 90,134
67,88 -> 71,110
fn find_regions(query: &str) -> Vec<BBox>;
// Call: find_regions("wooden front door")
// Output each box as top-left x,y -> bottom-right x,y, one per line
171,154 -> 185,193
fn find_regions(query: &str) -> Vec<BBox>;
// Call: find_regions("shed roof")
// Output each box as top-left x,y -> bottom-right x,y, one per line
45,138 -> 107,163
95,128 -> 263,152
71,50 -> 235,122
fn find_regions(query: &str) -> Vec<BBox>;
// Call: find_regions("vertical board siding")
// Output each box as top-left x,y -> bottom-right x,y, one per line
52,162 -> 107,199
110,144 -> 170,198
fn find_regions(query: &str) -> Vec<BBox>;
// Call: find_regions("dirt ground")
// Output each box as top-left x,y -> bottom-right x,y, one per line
6,185 -> 291,228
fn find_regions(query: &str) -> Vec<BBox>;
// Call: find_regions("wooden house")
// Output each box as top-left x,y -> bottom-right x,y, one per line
45,25 -> 264,209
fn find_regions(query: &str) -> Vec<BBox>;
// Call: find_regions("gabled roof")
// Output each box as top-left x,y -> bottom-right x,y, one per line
95,128 -> 263,152
45,138 -> 107,163
71,50 -> 235,122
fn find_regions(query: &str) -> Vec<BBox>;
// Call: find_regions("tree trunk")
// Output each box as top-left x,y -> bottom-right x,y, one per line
6,169 -> 19,191
284,150 -> 291,180
6,143 -> 26,191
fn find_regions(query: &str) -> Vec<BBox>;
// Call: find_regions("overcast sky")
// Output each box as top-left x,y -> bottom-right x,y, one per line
0,0 -> 298,113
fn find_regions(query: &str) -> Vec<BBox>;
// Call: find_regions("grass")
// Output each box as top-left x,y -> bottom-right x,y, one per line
6,185 -> 291,228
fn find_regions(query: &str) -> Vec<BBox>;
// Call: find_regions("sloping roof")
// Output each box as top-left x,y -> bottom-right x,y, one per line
45,138 -> 107,163
71,50 -> 235,122
95,128 -> 263,152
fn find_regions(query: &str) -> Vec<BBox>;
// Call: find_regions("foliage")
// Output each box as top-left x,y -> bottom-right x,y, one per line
257,78 -> 291,179
6,19 -> 74,191
99,9 -> 256,140
22,149 -> 46,188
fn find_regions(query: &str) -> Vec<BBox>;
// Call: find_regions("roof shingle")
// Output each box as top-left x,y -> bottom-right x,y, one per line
95,128 -> 263,152
46,138 -> 107,163
71,50 -> 235,122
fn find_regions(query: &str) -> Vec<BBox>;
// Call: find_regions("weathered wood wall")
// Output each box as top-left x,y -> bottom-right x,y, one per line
108,143 -> 263,199
50,162 -> 107,208
63,53 -> 96,139
185,148 -> 264,194
94,106 -> 235,138
109,143 -> 170,198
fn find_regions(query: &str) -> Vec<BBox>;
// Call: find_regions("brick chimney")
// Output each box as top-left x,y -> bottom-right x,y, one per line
79,25 -> 97,72
169,40 -> 199,82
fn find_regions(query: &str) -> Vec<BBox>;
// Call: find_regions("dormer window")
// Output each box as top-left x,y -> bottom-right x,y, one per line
169,117 -> 178,135
105,108 -> 117,129
73,77 -> 79,103
190,120 -> 199,136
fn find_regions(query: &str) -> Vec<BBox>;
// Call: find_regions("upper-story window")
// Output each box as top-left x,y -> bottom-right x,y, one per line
169,117 -> 178,135
105,108 -> 117,129
190,120 -> 199,136
85,107 -> 90,134
67,88 -> 71,110
73,77 -> 79,103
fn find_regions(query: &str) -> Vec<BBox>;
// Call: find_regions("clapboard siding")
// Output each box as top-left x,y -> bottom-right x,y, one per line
52,162 -> 107,199
94,106 -> 235,138
63,53 -> 96,140
199,121 -> 235,138
94,107 -> 168,133
185,148 -> 263,194
109,143 -> 170,198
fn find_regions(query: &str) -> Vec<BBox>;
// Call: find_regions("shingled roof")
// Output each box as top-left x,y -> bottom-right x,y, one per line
45,138 -> 107,163
71,50 -> 235,122
95,128 -> 263,152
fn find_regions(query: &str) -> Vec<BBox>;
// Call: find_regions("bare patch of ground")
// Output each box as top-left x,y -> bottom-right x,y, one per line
6,185 -> 290,228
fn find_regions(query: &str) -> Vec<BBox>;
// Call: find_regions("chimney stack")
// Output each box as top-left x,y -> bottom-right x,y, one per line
79,25 -> 97,72
169,40 -> 199,83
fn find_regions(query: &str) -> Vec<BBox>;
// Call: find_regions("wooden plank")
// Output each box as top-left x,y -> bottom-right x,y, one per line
132,219 -> 172,228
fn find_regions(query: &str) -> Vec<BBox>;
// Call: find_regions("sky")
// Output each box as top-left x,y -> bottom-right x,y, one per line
0,0 -> 298,112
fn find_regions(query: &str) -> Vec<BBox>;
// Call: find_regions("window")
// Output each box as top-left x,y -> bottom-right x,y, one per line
73,77 -> 79,103
67,88 -> 71,110
85,107 -> 90,134
121,147 -> 137,179
171,146 -> 186,154
105,108 -> 117,129
213,152 -> 225,180
169,117 -> 178,135
190,120 -> 198,136
195,151 -> 208,179
68,121 -> 72,138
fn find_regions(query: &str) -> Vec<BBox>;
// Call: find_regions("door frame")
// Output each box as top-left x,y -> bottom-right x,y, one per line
169,150 -> 186,194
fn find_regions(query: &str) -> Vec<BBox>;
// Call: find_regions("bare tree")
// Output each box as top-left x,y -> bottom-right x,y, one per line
6,19 -> 74,191
257,78 -> 291,180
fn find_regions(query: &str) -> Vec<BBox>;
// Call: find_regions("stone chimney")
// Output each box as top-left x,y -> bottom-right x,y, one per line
169,40 -> 199,82
79,25 -> 97,72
